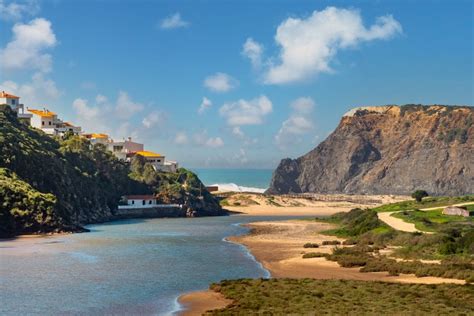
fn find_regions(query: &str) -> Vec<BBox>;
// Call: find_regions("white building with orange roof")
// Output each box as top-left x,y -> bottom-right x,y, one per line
83,133 -> 110,145
28,108 -> 82,136
0,91 -> 32,123
107,137 -> 144,160
129,150 -> 178,173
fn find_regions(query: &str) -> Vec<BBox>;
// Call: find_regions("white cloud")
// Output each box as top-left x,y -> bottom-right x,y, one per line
232,126 -> 245,138
72,91 -> 147,139
219,95 -> 272,126
174,131 -> 188,145
205,137 -> 224,148
259,7 -> 402,84
142,111 -> 165,128
198,96 -> 212,114
0,18 -> 57,73
242,37 -> 263,68
0,0 -> 39,21
203,72 -> 238,93
160,12 -> 189,29
115,91 -> 144,119
95,94 -> 107,104
193,130 -> 225,148
275,97 -> 316,148
0,72 -> 60,106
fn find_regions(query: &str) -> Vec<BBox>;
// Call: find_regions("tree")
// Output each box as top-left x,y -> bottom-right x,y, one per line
411,190 -> 429,202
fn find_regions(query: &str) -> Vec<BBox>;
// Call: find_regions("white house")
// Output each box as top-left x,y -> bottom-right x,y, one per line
107,137 -> 144,160
130,150 -> 178,173
28,108 -> 82,136
0,91 -> 32,123
119,195 -> 158,209
83,133 -> 110,145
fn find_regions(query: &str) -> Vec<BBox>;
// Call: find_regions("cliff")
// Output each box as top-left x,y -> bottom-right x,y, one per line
267,105 -> 474,196
0,106 -> 223,238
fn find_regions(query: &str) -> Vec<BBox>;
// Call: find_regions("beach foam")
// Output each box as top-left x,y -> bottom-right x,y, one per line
212,183 -> 266,194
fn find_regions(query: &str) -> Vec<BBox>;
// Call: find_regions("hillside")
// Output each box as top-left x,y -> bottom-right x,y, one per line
0,106 -> 223,238
267,105 -> 473,195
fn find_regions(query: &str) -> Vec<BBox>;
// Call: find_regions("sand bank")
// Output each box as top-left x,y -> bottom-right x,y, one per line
223,193 -> 407,216
228,220 -> 464,284
178,290 -> 232,316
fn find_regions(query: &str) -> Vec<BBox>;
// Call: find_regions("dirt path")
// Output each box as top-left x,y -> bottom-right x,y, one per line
377,202 -> 474,233
377,211 -> 420,233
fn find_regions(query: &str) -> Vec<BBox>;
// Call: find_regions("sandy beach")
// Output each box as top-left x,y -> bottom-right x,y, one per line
223,193 -> 407,216
179,202 -> 465,315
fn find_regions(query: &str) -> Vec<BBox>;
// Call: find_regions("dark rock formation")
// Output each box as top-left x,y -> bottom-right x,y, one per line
267,105 -> 474,196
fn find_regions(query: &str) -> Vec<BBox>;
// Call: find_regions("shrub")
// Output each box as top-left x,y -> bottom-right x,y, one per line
302,252 -> 328,259
303,243 -> 319,248
322,240 -> 341,245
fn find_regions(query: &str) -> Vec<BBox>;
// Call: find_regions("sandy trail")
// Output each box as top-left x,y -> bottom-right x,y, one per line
377,212 -> 420,233
377,202 -> 474,233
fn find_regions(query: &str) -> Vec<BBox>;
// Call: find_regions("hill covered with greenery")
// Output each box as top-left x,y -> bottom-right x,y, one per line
0,106 -> 223,238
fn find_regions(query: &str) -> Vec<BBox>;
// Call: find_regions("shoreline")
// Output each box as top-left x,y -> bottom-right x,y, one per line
179,216 -> 466,315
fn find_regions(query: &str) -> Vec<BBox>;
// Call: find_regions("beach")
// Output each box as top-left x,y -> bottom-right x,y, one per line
179,196 -> 466,315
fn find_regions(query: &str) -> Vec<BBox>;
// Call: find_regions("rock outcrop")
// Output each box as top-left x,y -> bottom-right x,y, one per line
267,105 -> 474,196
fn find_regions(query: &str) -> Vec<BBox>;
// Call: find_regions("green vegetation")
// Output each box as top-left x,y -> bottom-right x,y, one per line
312,208 -> 474,281
302,252 -> 327,258
303,242 -> 319,248
373,195 -> 474,212
207,278 -> 474,315
392,209 -> 473,232
322,240 -> 341,245
319,208 -> 390,237
411,189 -> 428,202
0,106 -> 221,237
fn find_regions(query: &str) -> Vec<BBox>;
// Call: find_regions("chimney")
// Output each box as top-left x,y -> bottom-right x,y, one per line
128,137 -> 132,142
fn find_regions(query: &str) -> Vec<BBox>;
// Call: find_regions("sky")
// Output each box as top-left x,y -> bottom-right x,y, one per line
1,0 -> 473,169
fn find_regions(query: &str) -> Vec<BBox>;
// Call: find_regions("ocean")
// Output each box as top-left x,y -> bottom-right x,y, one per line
192,168 -> 273,193
0,216 -> 297,315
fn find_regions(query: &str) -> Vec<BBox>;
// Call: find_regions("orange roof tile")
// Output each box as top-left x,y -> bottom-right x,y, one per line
135,150 -> 163,158
0,91 -> 19,99
27,109 -> 56,118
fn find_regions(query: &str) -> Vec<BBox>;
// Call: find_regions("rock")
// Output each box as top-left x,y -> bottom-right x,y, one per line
267,105 -> 474,196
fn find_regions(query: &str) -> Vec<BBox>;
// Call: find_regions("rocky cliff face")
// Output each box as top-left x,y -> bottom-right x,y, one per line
267,105 -> 474,196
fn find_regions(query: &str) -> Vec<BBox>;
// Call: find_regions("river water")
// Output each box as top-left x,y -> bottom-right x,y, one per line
0,215 -> 294,315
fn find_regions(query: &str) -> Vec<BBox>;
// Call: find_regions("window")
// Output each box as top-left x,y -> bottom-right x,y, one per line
149,200 -> 152,205
11,99 -> 16,105
42,121 -> 44,126
132,200 -> 135,204
49,121 -> 51,125
142,200 -> 145,205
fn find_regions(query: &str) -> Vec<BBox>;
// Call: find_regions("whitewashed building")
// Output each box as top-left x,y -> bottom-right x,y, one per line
0,91 -> 32,123
28,108 -> 82,136
130,150 -> 178,173
83,133 -> 110,145
107,137 -> 144,160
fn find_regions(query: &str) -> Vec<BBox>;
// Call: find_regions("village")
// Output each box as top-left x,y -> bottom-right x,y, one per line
1,90 -> 181,210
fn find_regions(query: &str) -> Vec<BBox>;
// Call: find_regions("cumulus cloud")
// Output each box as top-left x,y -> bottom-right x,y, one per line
115,91 -> 144,119
0,72 -> 60,106
203,72 -> 238,93
275,97 -> 315,148
232,126 -> 245,138
174,131 -> 188,145
160,12 -> 189,29
0,18 -> 57,73
242,37 -> 263,68
193,130 -> 225,148
72,92 -> 147,139
219,95 -> 272,126
142,111 -> 165,128
205,137 -> 224,148
0,0 -> 39,21
252,7 -> 402,84
198,96 -> 212,114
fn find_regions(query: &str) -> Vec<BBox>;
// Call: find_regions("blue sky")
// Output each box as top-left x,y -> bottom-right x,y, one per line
1,0 -> 472,169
